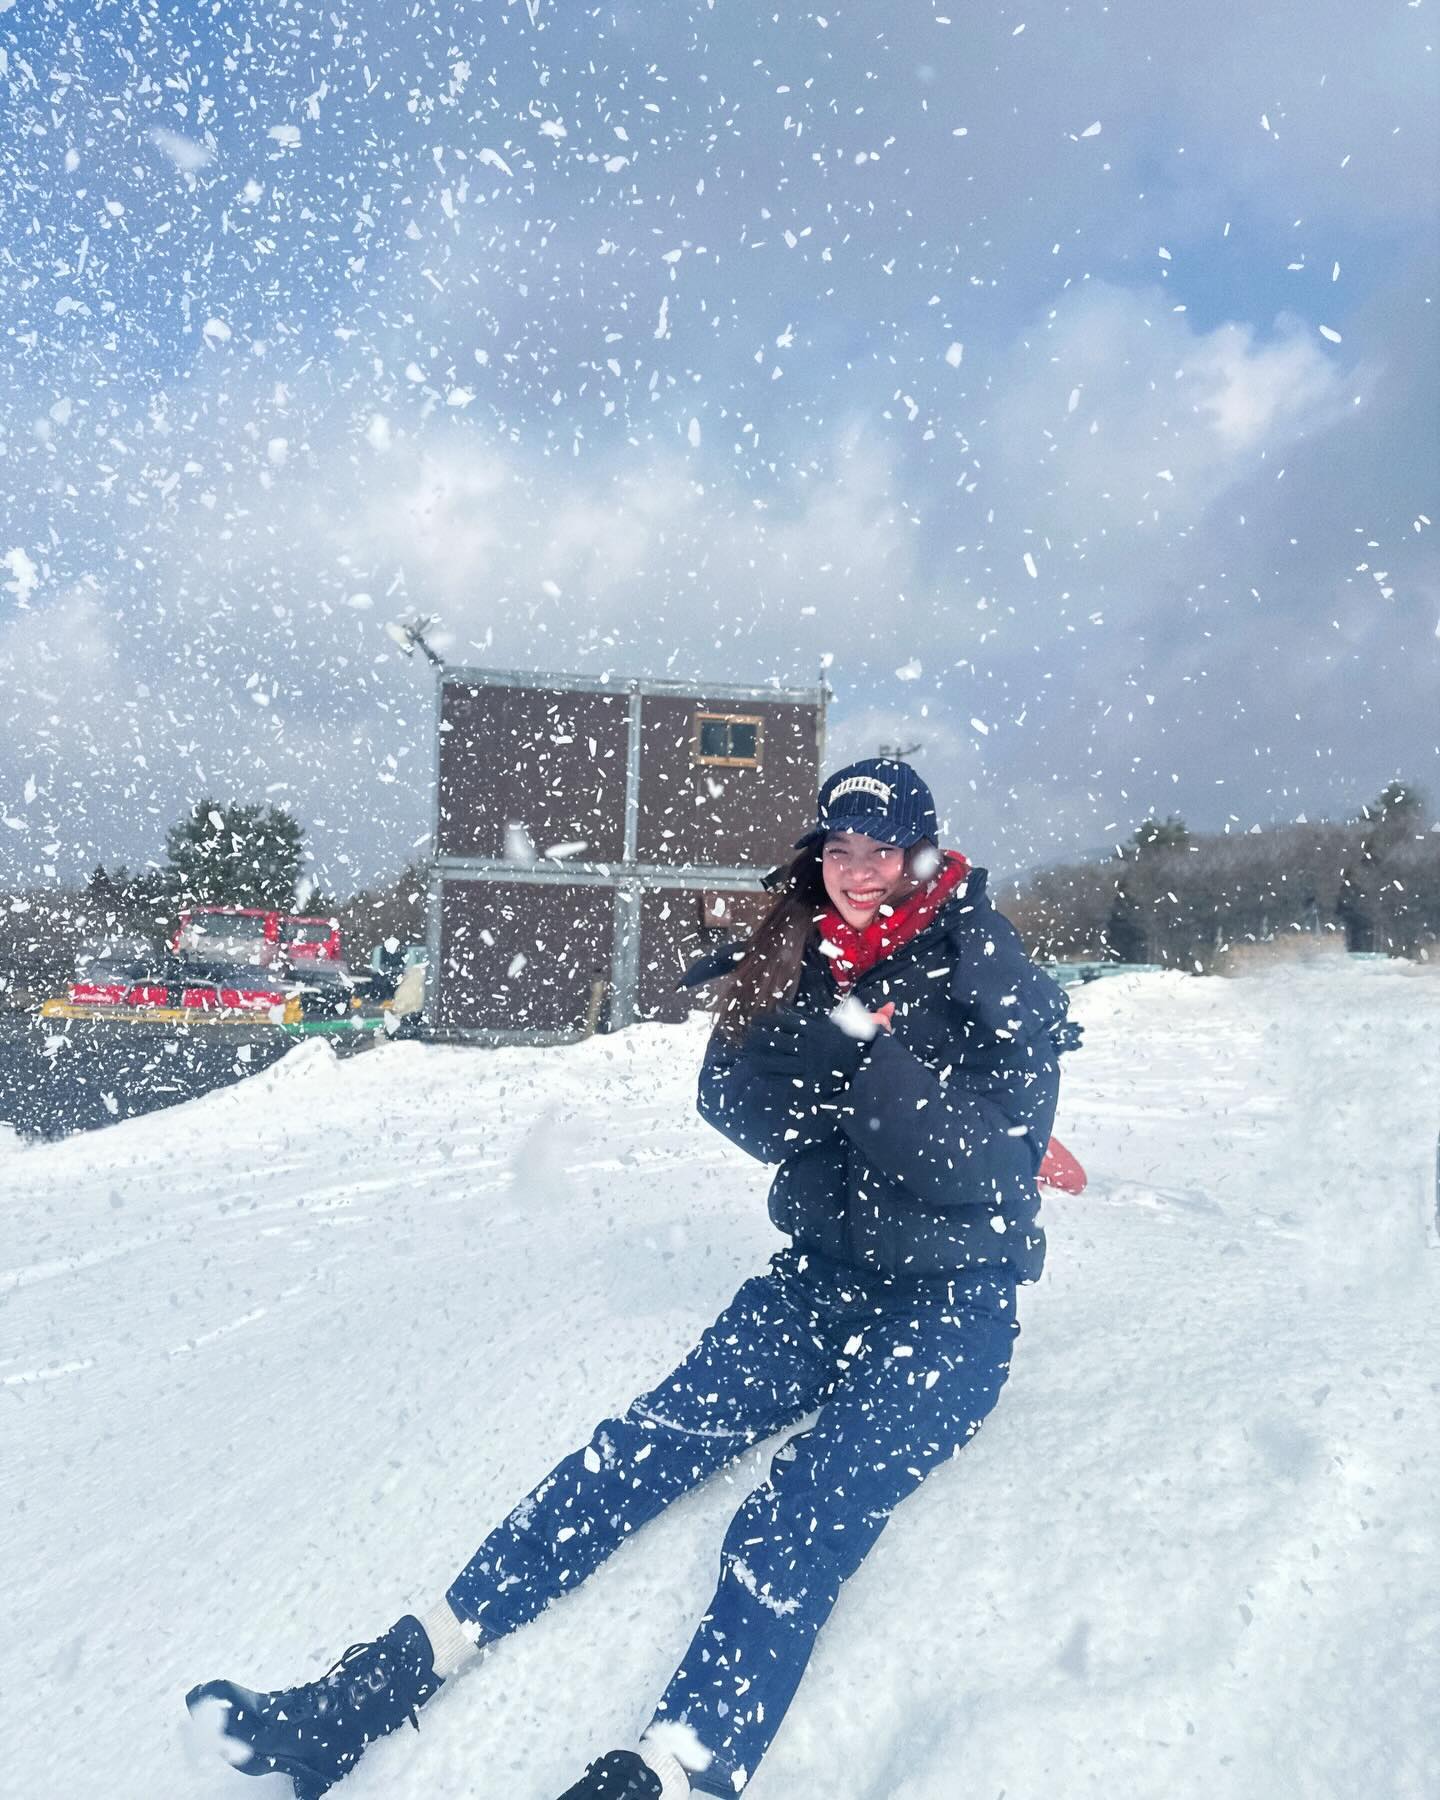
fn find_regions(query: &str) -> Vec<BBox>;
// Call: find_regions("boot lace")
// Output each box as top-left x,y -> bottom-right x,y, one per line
315,1638 -> 424,1732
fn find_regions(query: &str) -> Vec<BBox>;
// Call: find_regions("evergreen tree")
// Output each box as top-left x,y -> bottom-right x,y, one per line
1347,780 -> 1429,952
163,799 -> 304,911
85,864 -> 125,921
1363,779 -> 1423,823
292,874 -> 336,917
1120,815 -> 1191,859
82,864 -> 166,942
1359,780 -> 1424,860
1103,880 -> 1149,963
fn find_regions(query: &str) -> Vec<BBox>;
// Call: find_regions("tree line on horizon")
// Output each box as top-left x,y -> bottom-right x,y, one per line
1,784 -> 1434,1005
1003,782 -> 1438,970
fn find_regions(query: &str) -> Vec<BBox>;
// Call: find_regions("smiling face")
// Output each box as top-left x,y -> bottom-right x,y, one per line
820,832 -> 911,929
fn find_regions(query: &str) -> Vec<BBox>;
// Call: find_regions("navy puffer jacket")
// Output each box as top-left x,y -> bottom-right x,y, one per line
691,869 -> 1071,1283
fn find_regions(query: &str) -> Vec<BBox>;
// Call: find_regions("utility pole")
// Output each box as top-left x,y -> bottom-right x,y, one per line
384,616 -> 445,1039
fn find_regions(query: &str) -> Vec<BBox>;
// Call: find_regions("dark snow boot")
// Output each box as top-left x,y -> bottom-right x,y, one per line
185,1613 -> 442,1799
556,1749 -> 665,1799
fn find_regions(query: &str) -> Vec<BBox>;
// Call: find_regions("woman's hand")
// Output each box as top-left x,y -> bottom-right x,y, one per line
830,996 -> 895,1041
744,1006 -> 872,1092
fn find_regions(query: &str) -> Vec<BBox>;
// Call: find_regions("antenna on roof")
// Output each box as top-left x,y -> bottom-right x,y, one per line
384,615 -> 445,668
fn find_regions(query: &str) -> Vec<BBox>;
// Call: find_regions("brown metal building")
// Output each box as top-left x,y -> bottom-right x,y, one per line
427,667 -> 824,1043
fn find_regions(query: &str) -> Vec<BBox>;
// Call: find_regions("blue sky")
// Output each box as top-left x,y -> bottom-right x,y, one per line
1,0 -> 1436,892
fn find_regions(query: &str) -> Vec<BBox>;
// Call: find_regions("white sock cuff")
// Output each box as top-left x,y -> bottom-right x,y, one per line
418,1598 -> 481,1680
641,1719 -> 712,1775
637,1739 -> 691,1798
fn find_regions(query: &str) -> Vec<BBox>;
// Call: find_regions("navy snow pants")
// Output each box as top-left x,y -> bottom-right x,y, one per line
446,1250 -> 1017,1794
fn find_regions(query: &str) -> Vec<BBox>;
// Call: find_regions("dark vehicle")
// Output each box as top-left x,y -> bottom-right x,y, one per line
280,959 -> 359,1022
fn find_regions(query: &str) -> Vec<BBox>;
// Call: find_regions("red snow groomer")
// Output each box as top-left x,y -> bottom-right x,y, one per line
59,924 -> 299,1022
171,906 -> 343,968
48,908 -> 347,1025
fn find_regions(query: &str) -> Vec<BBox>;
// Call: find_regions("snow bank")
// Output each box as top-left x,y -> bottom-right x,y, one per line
2,966 -> 1437,1799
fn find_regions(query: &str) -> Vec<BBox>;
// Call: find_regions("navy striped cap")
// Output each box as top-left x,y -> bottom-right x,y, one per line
795,758 -> 938,850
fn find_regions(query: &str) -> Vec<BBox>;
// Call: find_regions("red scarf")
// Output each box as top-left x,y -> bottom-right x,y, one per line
816,850 -> 971,992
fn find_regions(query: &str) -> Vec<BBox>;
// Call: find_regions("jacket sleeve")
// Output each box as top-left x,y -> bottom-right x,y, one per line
697,1012 -> 868,1165
945,906 -> 1070,1056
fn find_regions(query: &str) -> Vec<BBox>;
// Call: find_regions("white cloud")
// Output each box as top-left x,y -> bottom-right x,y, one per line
1192,317 -> 1343,451
0,588 -> 122,729
333,420 -> 920,677
992,284 -> 1348,545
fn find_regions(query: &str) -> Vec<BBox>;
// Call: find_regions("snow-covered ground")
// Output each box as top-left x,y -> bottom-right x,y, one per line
5,963 -> 1439,1800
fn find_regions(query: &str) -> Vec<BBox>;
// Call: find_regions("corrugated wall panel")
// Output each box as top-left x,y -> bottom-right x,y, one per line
437,682 -> 629,862
437,878 -> 615,1035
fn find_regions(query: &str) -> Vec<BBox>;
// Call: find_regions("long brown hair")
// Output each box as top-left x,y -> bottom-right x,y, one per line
711,847 -> 828,1042
712,838 -> 937,1041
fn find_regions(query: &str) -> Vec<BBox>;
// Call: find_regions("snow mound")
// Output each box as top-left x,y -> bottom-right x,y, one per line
3,967 -> 1437,1799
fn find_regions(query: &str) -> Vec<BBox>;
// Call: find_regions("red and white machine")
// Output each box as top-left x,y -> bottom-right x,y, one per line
171,907 -> 343,967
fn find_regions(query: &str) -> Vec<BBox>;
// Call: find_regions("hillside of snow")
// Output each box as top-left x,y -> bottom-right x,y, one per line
4,963 -> 1439,1800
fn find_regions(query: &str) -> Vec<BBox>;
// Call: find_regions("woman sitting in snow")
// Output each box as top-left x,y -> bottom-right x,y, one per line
188,758 -> 1075,1800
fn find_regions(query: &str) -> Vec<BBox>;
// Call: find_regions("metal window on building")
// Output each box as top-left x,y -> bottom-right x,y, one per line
694,711 -> 763,768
